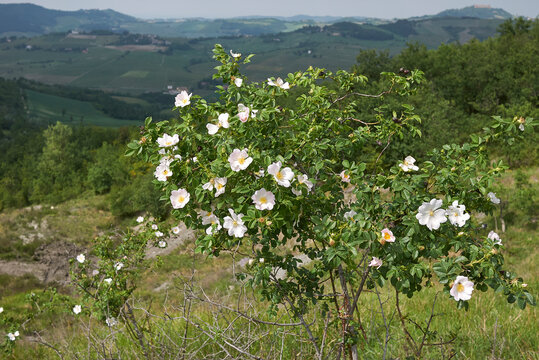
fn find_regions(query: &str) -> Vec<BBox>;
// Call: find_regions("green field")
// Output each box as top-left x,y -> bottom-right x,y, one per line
25,89 -> 143,127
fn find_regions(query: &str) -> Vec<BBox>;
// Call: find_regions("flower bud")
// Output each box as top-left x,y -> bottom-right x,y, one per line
329,238 -> 336,247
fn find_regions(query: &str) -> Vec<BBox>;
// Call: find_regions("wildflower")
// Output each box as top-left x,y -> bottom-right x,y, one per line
115,262 -> 124,271
248,259 -> 255,266
157,133 -> 179,148
344,210 -> 357,220
268,161 -> 294,187
369,257 -> 383,269
170,189 -> 190,209
158,240 -> 167,248
267,77 -> 290,89
76,254 -> 85,264
254,168 -> 265,178
7,331 -> 19,341
399,156 -> 419,172
259,258 -> 265,263
201,210 -> 222,235
104,278 -> 112,285
487,192 -> 501,204
237,103 -> 251,123
214,177 -> 227,197
234,78 -> 243,87
446,201 -> 470,227
380,228 -> 395,244
207,113 -> 230,135
228,149 -> 253,172
450,276 -> 474,301
252,188 -> 276,210
154,163 -> 172,182
0,307 -> 3,313
136,216 -> 144,223
73,305 -> 82,315
106,317 -> 118,327
488,231 -> 502,245
174,90 -> 191,107
151,224 -> 158,230
339,170 -> 351,183
172,226 -> 181,235
416,199 -> 447,231
223,208 -> 248,238
155,231 -> 164,237
297,174 -> 313,192
230,50 -> 241,58
291,188 -> 302,196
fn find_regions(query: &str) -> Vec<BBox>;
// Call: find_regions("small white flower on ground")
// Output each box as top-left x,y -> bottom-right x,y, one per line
155,231 -> 164,237
297,174 -> 313,192
487,192 -> 501,204
234,78 -> 243,87
158,240 -> 167,248
154,163 -> 172,182
416,199 -> 447,231
151,224 -> 158,230
369,257 -> 383,269
399,156 -> 419,172
344,210 -> 357,220
73,305 -> 82,315
450,276 -> 474,301
115,262 -> 124,271
248,258 -> 255,266
7,331 -> 19,341
381,228 -> 395,243
201,210 -> 222,235
136,216 -> 144,223
228,149 -> 253,172
238,103 -> 251,123
488,231 -> 502,245
172,226 -> 181,235
104,278 -> 112,284
170,189 -> 190,209
268,161 -> 294,187
223,209 -> 248,238
175,90 -> 192,107
267,77 -> 290,89
214,177 -> 227,197
207,113 -> 230,135
252,188 -> 276,210
157,133 -> 179,148
230,50 -> 241,58
259,258 -> 265,263
191,156 -> 197,162
446,200 -> 470,227
0,307 -> 3,313
106,317 -> 118,327
76,254 -> 85,264
339,170 -> 351,183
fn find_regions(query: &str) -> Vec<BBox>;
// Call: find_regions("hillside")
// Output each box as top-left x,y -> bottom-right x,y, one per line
434,5 -> 513,19
0,17 -> 505,96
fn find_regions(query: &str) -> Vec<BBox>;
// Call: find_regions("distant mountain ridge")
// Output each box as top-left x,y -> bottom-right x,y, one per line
0,3 -> 515,38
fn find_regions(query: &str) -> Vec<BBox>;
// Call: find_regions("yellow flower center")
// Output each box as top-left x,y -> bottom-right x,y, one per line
384,233 -> 391,240
457,283 -> 465,292
454,212 -> 459,217
238,157 -> 245,165
163,170 -> 169,175
182,99 -> 188,104
178,196 -> 185,203
216,183 -> 223,190
276,171 -> 284,180
259,197 -> 267,204
233,220 -> 238,226
429,210 -> 434,216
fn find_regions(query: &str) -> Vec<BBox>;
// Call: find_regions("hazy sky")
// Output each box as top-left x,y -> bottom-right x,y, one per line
1,0 -> 538,19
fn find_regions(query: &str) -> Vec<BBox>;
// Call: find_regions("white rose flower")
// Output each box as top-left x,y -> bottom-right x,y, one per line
238,103 -> 250,123
228,149 -> 253,172
446,200 -> 470,227
214,177 -> 227,197
73,305 -> 82,315
172,226 -> 181,235
344,210 -> 357,220
157,133 -> 179,148
158,240 -> 167,248
170,189 -> 190,209
151,224 -> 158,230
234,78 -> 243,87
291,188 -> 302,196
267,161 -> 294,187
230,50 -> 241,58
174,90 -> 192,107
207,113 -> 230,135
399,156 -> 419,172
104,278 -> 112,285
223,208 -> 248,238
487,192 -> 501,204
200,210 -> 222,235
416,199 -> 448,231
252,188 -> 276,210
297,174 -> 313,192
115,262 -> 124,271
155,231 -> 164,237
154,163 -> 172,182
7,331 -> 19,341
136,216 -> 144,223
267,77 -> 290,89
450,276 -> 474,301
381,228 -> 395,243
488,231 -> 502,245
76,254 -> 85,264
369,257 -> 383,269
339,170 -> 351,183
